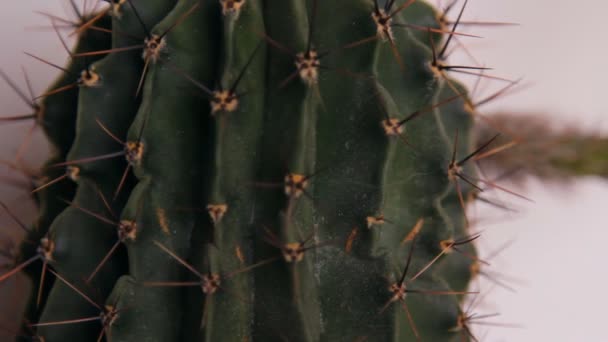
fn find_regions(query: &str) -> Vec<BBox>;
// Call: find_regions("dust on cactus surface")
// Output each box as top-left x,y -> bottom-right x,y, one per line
0,0 -> 573,341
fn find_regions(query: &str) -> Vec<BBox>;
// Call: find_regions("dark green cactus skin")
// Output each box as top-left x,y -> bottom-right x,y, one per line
36,2 -> 178,340
434,79 -> 478,296
193,1 -> 267,340
17,13 -> 112,325
254,1 -> 322,340
309,2 -> 463,340
106,1 -> 218,341
18,1 -> 484,341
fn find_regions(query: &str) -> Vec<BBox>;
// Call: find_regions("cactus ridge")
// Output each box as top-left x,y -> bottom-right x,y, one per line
0,0 -> 532,341
0,9 -> 114,326
34,1 -> 178,340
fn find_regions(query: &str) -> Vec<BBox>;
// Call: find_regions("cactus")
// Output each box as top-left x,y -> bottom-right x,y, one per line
473,112 -> 608,182
0,0 -> 568,341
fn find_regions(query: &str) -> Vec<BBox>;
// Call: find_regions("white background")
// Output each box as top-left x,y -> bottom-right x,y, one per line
1,1 -> 607,341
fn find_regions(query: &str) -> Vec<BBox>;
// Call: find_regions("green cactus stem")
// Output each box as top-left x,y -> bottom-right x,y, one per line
0,1 -> 546,341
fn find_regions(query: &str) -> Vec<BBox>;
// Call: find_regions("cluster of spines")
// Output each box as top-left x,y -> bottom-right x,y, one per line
34,1 -> 182,341
0,0 -> 528,341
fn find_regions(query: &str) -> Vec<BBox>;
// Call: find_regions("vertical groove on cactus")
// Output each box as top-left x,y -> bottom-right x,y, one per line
15,11 -> 113,325
253,2 -> 322,341
194,1 -> 267,340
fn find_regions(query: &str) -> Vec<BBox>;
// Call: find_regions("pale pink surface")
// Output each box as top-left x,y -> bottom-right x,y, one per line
443,0 -> 608,341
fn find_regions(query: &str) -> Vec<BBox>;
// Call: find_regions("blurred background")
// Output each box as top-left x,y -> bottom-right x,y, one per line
0,1 -> 606,341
